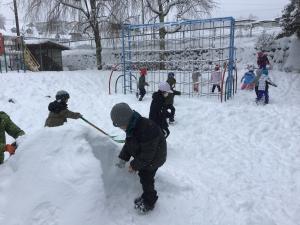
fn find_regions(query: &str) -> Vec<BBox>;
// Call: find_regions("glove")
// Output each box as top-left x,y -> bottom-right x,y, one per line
128,164 -> 136,173
11,142 -> 17,148
75,113 -> 82,119
173,90 -> 181,95
5,144 -> 16,155
162,127 -> 170,138
115,159 -> 126,168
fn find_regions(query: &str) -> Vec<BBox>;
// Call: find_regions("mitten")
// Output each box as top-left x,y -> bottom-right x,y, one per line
115,159 -> 126,168
5,144 -> 16,155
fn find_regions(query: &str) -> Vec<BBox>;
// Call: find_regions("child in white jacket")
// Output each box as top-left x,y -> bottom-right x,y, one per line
256,69 -> 277,104
211,64 -> 222,93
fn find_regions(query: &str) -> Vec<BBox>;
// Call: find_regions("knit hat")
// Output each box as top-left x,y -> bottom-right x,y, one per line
139,67 -> 147,76
168,72 -> 175,78
158,82 -> 173,93
247,64 -> 255,71
110,103 -> 133,127
255,69 -> 262,76
258,51 -> 264,57
55,90 -> 70,102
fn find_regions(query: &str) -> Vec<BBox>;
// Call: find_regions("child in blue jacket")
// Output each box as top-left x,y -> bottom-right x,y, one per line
241,65 -> 255,90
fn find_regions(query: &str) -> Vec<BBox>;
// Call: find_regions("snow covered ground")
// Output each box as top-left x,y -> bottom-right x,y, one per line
0,69 -> 299,225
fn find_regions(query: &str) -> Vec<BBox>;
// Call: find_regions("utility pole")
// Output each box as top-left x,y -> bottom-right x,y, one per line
13,0 -> 20,36
141,0 -> 145,33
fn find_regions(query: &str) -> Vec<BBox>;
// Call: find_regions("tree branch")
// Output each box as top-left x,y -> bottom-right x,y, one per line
56,0 -> 82,11
83,0 -> 90,18
57,0 -> 89,17
145,0 -> 161,15
163,0 -> 186,17
165,25 -> 181,34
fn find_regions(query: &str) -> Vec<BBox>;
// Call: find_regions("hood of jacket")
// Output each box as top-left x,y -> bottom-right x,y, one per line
48,101 -> 68,114
126,111 -> 142,137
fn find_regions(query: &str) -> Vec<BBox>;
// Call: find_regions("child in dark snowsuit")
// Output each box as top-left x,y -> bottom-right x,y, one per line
138,68 -> 149,101
165,72 -> 181,123
149,82 -> 173,138
111,103 -> 167,214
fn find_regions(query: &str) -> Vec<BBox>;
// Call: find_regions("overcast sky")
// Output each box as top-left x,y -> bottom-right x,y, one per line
212,0 -> 290,20
0,0 -> 291,26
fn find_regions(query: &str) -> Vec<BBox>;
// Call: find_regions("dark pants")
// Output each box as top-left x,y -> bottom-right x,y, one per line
256,90 -> 269,104
165,104 -> 175,120
255,85 -> 259,97
259,65 -> 267,69
138,169 -> 158,207
139,87 -> 146,100
212,84 -> 221,93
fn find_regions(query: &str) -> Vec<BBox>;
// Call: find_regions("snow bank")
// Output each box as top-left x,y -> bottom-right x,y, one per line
0,124 -> 137,225
283,36 -> 300,72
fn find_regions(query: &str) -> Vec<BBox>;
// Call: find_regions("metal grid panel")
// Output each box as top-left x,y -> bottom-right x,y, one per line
121,17 -> 235,100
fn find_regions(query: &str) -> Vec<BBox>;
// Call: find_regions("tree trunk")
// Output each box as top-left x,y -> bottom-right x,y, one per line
93,22 -> 102,70
90,0 -> 102,70
13,0 -> 20,37
158,0 -> 166,70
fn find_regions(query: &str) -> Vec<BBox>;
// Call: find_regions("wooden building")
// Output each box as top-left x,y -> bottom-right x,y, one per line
25,40 -> 69,71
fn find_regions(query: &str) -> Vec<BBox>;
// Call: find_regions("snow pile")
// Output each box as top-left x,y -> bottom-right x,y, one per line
0,125 -> 137,225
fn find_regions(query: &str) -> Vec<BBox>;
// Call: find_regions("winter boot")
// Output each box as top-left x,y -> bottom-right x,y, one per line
136,199 -> 154,214
134,196 -> 143,209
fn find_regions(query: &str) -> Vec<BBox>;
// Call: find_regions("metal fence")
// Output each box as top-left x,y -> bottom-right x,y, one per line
120,17 -> 236,101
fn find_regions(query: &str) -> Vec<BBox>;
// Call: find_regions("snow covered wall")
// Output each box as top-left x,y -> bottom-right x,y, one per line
62,49 -> 97,71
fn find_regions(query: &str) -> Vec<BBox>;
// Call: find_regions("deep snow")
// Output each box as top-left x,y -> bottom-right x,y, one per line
0,69 -> 299,225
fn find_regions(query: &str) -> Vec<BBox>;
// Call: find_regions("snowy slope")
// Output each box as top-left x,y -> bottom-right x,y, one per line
0,69 -> 299,225
283,36 -> 300,72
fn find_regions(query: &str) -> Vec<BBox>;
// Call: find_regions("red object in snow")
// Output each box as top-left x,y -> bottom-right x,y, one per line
139,67 -> 147,76
0,33 -> 5,56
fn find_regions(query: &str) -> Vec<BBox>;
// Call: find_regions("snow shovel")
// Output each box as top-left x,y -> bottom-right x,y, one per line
81,117 -> 125,143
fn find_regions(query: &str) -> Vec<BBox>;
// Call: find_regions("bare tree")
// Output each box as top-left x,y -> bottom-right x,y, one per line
24,0 -> 129,70
0,14 -> 5,30
144,0 -> 215,69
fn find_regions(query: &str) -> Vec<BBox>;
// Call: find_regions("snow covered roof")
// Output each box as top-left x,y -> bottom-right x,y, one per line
24,39 -> 70,50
